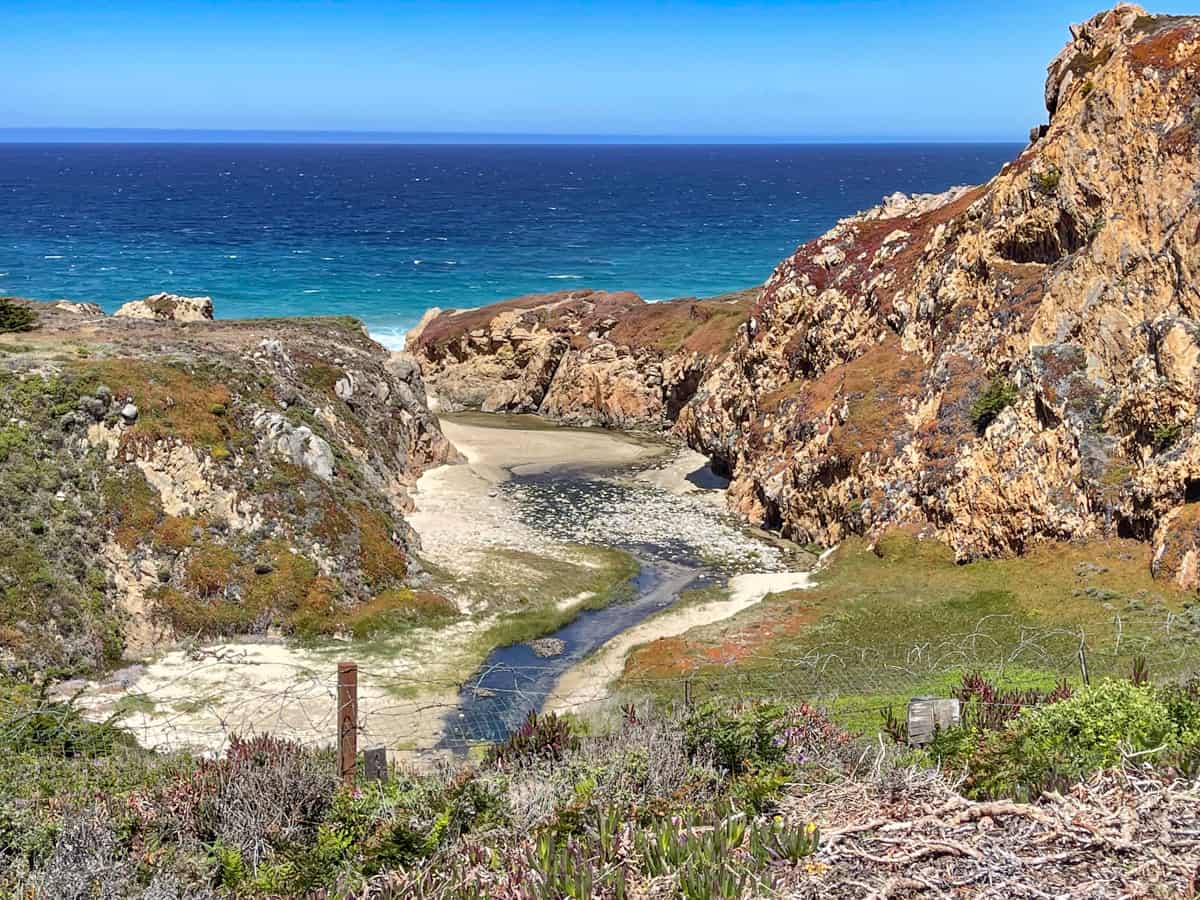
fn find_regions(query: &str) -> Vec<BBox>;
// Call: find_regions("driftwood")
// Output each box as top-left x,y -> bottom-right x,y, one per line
779,767 -> 1200,898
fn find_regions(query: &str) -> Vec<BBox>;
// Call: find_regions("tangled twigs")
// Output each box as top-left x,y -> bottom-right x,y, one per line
779,766 -> 1200,898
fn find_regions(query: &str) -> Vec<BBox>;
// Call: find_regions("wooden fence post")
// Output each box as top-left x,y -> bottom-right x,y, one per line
338,661 -> 358,786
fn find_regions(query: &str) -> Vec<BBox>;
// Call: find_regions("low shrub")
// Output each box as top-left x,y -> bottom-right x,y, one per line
0,299 -> 36,334
684,702 -> 788,775
487,711 -> 579,769
969,376 -> 1019,432
1031,165 -> 1062,196
929,678 -> 1200,799
0,686 -> 132,758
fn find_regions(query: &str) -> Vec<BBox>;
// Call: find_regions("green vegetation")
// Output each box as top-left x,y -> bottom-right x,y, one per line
918,672 -> 1200,799
0,692 -> 835,898
0,372 -> 125,676
2,659 -> 1196,897
623,533 -> 1197,731
1151,421 -> 1183,450
1030,165 -> 1063,196
335,588 -> 460,640
969,375 -> 1019,431
80,358 -> 242,456
468,546 -> 640,654
0,299 -> 37,334
1065,46 -> 1113,79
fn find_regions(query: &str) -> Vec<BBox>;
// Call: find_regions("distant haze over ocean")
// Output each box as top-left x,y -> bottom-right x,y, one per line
0,141 -> 1021,349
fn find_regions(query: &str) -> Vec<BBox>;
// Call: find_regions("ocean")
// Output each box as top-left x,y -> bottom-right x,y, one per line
0,143 -> 1021,349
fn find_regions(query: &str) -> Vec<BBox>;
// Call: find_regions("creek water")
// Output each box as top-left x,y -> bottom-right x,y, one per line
440,467 -> 735,747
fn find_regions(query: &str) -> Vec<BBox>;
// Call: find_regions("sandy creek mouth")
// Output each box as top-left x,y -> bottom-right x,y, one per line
72,415 -> 813,761
434,418 -> 813,748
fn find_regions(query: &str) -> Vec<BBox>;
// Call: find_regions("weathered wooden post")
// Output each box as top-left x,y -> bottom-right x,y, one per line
338,661 -> 358,785
1077,630 -> 1091,686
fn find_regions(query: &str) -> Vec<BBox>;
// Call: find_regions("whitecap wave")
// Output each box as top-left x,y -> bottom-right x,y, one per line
302,289 -> 321,294
44,255 -> 64,260
366,325 -> 414,352
547,274 -> 582,280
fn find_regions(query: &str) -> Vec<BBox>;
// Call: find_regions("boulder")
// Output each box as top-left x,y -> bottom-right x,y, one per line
114,293 -> 214,322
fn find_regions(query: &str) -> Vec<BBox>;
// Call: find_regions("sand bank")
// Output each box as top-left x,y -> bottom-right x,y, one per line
545,569 -> 815,715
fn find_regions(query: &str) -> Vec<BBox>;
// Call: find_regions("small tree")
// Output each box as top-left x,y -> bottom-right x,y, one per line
0,298 -> 36,334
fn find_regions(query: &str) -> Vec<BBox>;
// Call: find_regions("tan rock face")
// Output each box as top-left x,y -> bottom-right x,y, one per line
409,288 -> 757,429
680,7 -> 1200,577
114,292 -> 215,322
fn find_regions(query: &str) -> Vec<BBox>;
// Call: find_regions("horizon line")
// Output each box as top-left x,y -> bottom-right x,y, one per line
0,126 -> 1028,146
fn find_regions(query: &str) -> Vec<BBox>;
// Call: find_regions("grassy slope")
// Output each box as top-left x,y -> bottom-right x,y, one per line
622,532 -> 1200,730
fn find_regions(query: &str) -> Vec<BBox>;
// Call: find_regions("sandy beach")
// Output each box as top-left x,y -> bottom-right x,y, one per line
407,415 -> 665,574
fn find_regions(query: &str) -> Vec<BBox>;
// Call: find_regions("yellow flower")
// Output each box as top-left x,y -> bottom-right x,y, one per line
804,861 -> 828,875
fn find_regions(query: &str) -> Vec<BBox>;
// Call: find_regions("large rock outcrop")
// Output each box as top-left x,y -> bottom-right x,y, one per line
410,7 -> 1200,586
678,6 -> 1200,573
408,289 -> 757,429
114,292 -> 215,322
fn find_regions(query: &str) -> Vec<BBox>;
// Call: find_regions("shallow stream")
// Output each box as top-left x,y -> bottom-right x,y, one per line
441,462 -> 793,746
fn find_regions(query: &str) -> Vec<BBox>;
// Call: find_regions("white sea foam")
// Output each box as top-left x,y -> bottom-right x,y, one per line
547,274 -> 582,280
366,326 -> 413,352
44,255 -> 64,260
302,289 -> 321,294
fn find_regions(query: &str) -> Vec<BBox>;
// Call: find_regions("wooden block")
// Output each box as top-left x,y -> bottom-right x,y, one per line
907,697 -> 961,746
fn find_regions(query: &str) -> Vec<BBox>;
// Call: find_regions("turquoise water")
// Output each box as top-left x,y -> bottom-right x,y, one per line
0,143 -> 1020,348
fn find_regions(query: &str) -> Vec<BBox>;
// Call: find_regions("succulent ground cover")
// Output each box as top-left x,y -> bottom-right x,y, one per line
1,671 -> 1197,898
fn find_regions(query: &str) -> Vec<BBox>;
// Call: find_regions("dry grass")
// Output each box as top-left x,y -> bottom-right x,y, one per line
78,359 -> 238,453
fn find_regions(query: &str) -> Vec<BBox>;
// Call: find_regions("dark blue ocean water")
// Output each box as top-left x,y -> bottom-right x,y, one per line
0,143 -> 1019,348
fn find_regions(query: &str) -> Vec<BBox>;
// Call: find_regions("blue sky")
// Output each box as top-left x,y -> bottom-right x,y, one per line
3,1 -> 1193,141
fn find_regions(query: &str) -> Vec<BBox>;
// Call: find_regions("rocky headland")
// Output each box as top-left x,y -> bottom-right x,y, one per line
411,6 -> 1200,590
407,287 -> 757,429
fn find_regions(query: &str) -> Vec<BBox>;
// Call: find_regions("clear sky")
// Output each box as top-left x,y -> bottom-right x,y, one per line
3,1 -> 1193,141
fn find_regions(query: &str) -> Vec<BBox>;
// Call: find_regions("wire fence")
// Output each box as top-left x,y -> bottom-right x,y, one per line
3,608 -> 1196,790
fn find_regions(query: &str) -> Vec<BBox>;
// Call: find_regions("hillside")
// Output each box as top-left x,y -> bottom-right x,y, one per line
0,296 -> 456,677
